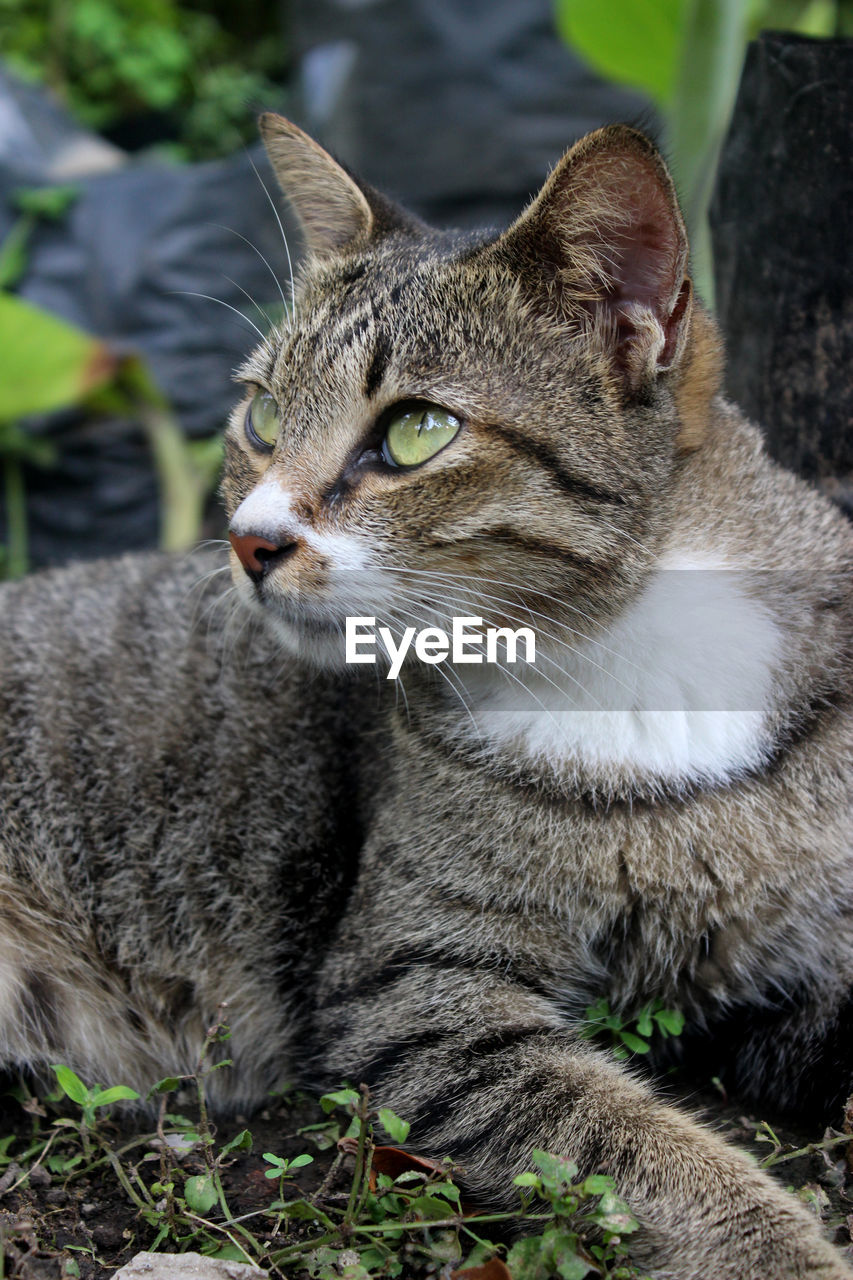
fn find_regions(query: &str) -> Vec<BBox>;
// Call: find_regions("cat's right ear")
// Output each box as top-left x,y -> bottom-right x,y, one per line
492,126 -> 696,397
259,114 -> 374,260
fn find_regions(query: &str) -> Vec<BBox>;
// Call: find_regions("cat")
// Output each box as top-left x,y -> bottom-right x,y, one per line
0,112 -> 851,1279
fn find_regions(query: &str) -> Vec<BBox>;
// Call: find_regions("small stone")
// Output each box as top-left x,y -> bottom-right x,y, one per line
113,1252 -> 261,1280
80,1202 -> 97,1214
0,1162 -> 22,1193
92,1223 -> 125,1250
27,1164 -> 52,1188
45,1188 -> 69,1206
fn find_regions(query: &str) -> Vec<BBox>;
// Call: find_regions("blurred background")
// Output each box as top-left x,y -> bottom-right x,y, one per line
0,0 -> 850,576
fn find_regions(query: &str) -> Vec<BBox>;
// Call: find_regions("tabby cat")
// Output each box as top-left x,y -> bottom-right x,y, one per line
0,114 -> 851,1279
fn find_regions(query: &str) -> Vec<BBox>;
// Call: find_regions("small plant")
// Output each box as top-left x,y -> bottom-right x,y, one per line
1,1035 -> 652,1277
262,1149 -> 314,1203
50,1063 -> 140,1158
579,998 -> 685,1061
511,1149 -> 648,1279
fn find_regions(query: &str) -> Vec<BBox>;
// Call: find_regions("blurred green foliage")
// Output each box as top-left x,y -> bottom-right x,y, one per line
554,0 -> 852,301
0,288 -> 223,578
0,0 -> 288,159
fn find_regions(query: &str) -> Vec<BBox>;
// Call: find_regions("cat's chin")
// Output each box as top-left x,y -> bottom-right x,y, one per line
255,602 -> 355,673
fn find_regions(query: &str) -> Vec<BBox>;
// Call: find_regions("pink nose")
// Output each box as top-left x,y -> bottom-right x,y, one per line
228,532 -> 294,582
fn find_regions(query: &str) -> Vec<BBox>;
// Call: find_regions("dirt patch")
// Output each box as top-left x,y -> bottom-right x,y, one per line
1,1076 -> 851,1279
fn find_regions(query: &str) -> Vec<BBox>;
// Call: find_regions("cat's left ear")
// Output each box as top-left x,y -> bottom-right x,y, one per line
259,113 -> 420,262
494,126 -> 694,394
259,114 -> 373,259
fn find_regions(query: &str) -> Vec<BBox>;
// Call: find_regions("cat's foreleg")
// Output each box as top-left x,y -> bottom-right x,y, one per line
311,970 -> 852,1280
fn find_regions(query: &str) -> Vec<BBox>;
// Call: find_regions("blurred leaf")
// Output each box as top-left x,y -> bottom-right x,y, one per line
617,1030 -> 651,1055
0,219 -> 34,290
219,1128 -> 253,1156
653,1007 -> 685,1036
554,0 -> 687,104
90,1085 -> 140,1107
320,1088 -> 360,1114
635,1007 -> 654,1038
12,186 -> 79,219
147,1076 -> 182,1097
378,1108 -> 411,1144
0,293 -> 116,423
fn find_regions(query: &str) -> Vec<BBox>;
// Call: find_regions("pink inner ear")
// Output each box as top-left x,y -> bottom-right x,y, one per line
591,168 -> 682,320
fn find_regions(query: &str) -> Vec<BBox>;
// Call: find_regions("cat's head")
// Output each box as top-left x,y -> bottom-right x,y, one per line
222,115 -> 721,677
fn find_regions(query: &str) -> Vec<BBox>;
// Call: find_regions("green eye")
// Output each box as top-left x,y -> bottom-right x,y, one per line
246,389 -> 280,450
382,403 -> 461,468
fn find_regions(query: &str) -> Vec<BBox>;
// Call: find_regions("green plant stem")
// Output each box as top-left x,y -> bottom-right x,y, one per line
266,1228 -> 343,1266
3,457 -> 28,580
759,1132 -> 853,1168
353,1212 -> 551,1235
343,1085 -> 372,1232
140,406 -> 221,552
183,1212 -> 260,1263
100,1142 -> 157,1215
352,1143 -> 376,1226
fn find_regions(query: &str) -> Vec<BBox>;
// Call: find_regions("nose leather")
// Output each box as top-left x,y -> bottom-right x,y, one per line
229,531 -> 285,579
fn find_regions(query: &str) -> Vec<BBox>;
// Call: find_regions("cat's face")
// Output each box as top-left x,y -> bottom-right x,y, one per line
222,117 -> 715,678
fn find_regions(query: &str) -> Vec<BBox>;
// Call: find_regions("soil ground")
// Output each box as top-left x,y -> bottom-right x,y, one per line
1,1075 -> 851,1280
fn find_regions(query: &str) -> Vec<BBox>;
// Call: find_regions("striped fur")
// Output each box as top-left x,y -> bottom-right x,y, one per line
0,117 -> 851,1277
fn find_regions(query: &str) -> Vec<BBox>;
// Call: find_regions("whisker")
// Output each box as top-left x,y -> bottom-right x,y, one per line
370,567 -> 640,693
389,583 -> 594,719
222,274 -> 275,332
172,291 -> 266,342
382,597 -> 481,736
246,150 -> 297,319
209,223 -> 288,314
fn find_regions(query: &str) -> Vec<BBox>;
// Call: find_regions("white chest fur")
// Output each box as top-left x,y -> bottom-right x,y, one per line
460,552 -> 783,789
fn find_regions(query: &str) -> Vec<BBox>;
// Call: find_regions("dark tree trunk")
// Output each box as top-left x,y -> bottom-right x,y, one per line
710,31 -> 853,518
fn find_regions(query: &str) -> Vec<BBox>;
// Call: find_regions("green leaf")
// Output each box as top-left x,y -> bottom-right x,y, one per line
219,1128 -> 252,1156
0,218 -> 34,291
425,1179 -> 461,1204
506,1235 -> 551,1279
51,1065 -> 89,1106
274,1198 -> 335,1227
579,1173 -> 615,1196
531,1150 -> 580,1189
554,1250 -> 592,1280
148,1076 -> 182,1097
407,1193 -> 455,1221
635,1006 -> 654,1038
12,186 -> 79,220
0,293 -> 117,423
554,0 -> 687,105
263,1152 -> 286,1175
287,1152 -> 314,1169
377,1107 -> 411,1143
200,1245 -> 250,1262
320,1088 -> 360,1114
653,1007 -> 685,1036
617,1030 -> 651,1055
184,1174 -> 217,1214
91,1085 -> 140,1107
513,1171 -> 541,1188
